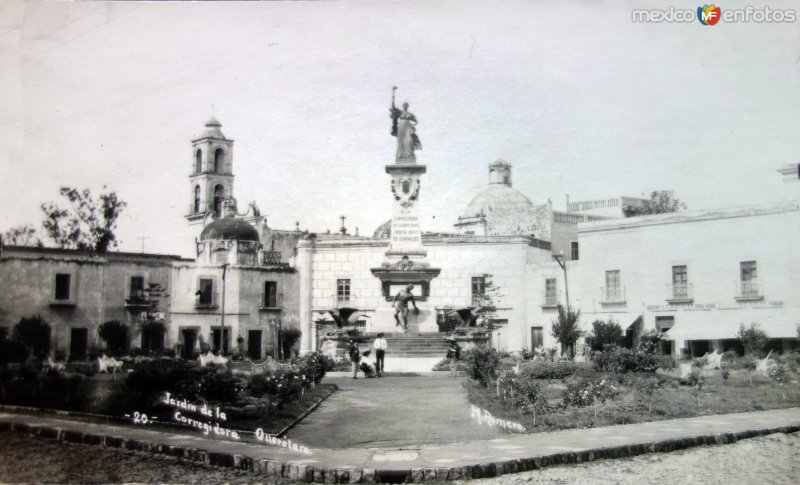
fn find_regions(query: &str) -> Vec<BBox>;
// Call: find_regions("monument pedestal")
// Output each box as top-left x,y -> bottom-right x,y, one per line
369,161 -> 441,334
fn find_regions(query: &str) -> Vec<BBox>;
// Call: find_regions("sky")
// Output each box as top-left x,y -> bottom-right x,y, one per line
1,0 -> 798,258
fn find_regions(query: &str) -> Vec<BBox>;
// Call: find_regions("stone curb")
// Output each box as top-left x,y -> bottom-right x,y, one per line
1,418 -> 798,482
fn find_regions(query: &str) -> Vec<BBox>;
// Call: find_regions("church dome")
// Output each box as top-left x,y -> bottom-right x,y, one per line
373,219 -> 392,239
461,184 -> 535,222
457,160 -> 545,237
200,217 -> 259,242
196,116 -> 226,140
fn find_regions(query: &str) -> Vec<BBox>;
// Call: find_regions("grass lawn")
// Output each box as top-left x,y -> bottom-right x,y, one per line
464,370 -> 800,433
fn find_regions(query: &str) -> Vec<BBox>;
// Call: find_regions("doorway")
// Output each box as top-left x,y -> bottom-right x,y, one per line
248,330 -> 262,360
141,325 -> 165,354
181,328 -> 197,359
69,328 -> 88,361
530,326 -> 544,350
212,327 -> 231,354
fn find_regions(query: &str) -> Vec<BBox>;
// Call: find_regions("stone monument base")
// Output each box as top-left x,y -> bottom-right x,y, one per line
367,304 -> 440,335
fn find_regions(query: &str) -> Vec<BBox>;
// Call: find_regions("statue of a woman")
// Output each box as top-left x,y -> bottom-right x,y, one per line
390,99 -> 421,163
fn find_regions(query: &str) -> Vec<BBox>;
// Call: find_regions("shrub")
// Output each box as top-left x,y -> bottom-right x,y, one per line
0,339 -> 29,366
517,361 -> 580,380
637,330 -> 664,355
464,347 -> 500,387
125,360 -> 200,399
13,316 -> 51,361
777,351 -> 800,374
691,356 -> 708,369
590,320 -> 622,351
98,320 -> 129,357
198,369 -> 243,402
497,371 -> 545,409
592,346 -> 661,373
295,351 -> 336,384
246,369 -> 306,407
738,323 -> 769,357
562,378 -> 619,407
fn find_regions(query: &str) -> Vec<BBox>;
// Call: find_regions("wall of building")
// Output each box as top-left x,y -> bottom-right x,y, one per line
564,201 -> 800,356
298,235 -> 551,353
0,247 -> 179,358
168,262 -> 299,358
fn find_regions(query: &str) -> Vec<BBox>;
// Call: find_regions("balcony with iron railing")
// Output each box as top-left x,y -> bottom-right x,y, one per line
331,294 -> 360,308
262,250 -> 291,268
260,293 -> 284,311
666,283 -> 693,304
125,290 -> 153,308
195,294 -> 218,310
541,293 -> 559,309
735,280 -> 763,301
600,285 -> 626,305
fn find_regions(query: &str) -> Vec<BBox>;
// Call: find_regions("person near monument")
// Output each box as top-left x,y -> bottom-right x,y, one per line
347,338 -> 361,379
393,284 -> 419,332
372,332 -> 388,377
446,338 -> 461,378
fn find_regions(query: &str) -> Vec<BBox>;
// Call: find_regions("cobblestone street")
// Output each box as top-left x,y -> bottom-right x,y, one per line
0,432 -> 284,485
1,431 -> 798,484
467,432 -> 800,485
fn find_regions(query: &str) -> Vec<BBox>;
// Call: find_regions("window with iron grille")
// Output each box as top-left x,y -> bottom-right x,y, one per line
264,281 -> 278,307
605,270 -> 621,300
55,273 -> 71,300
545,278 -> 557,305
130,276 -> 145,301
198,279 -> 214,305
471,276 -> 486,304
740,261 -> 757,281
739,261 -> 758,296
672,265 -> 687,285
337,279 -> 351,303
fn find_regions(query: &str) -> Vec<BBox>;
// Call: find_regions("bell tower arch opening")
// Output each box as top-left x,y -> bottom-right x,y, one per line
214,148 -> 225,173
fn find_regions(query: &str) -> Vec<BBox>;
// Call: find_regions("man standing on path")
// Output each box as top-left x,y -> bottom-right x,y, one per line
347,339 -> 361,379
393,284 -> 419,332
373,332 -> 387,377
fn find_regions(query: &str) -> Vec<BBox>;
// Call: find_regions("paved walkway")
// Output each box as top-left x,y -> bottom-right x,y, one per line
289,376 -> 504,448
2,403 -> 799,482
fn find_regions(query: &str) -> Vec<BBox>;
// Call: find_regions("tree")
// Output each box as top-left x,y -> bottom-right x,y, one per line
98,320 -> 129,357
738,322 -> 769,357
13,315 -> 51,361
2,224 -> 42,247
591,319 -> 622,351
41,187 -> 127,252
550,305 -> 582,358
623,191 -> 687,217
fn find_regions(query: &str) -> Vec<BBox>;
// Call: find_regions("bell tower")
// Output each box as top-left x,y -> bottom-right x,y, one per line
186,116 -> 235,228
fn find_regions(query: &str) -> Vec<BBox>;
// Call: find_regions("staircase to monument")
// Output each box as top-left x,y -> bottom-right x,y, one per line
379,333 -> 450,358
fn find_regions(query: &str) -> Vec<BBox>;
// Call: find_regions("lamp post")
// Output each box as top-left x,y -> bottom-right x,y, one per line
219,263 -> 229,354
552,251 -> 570,312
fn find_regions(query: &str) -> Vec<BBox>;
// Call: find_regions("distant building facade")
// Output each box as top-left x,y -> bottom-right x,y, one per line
0,247 -> 181,359
2,114 -> 797,362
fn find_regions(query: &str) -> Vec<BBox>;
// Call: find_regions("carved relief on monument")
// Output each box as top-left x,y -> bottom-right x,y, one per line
390,176 -> 421,208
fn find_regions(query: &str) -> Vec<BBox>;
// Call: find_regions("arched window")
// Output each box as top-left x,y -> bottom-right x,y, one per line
193,185 -> 201,213
213,184 -> 224,217
195,149 -> 202,173
214,148 -> 225,173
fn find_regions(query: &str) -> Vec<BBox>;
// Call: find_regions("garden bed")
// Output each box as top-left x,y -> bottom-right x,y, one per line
464,369 -> 800,433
